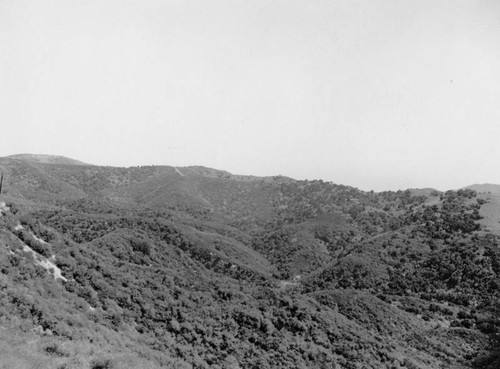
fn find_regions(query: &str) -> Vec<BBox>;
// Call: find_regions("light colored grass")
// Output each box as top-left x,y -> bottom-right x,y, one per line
0,322 -> 166,369
477,192 -> 500,235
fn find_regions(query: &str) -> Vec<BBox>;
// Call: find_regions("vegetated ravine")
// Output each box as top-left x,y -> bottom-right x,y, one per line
0,154 -> 499,369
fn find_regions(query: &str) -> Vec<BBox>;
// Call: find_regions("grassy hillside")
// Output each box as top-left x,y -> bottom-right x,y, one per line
0,156 -> 498,368
7,153 -> 90,166
466,184 -> 500,236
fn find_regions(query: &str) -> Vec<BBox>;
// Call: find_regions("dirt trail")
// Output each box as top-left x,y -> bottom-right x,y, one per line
14,223 -> 67,281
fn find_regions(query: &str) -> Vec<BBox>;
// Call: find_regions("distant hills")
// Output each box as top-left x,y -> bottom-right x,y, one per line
6,153 -> 90,166
465,183 -> 500,194
0,154 -> 499,368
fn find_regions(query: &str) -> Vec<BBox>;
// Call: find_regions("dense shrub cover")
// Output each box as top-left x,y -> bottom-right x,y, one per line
0,157 -> 498,368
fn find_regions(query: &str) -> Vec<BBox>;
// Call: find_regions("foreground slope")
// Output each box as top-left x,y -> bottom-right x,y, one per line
0,155 -> 499,368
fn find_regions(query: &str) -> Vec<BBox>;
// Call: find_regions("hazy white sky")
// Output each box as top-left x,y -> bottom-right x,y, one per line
1,0 -> 499,191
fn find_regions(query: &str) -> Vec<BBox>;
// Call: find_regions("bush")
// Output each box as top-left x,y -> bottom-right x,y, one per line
130,238 -> 153,256
44,342 -> 69,357
91,358 -> 114,369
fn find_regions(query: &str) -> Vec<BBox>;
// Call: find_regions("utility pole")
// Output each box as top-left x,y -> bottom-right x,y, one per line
0,172 -> 3,195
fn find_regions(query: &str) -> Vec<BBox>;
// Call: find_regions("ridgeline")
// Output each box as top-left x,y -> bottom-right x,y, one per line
0,154 -> 498,368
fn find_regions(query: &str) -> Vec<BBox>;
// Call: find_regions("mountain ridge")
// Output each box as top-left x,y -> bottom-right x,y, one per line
0,156 -> 498,368
6,154 -> 497,193
6,153 -> 90,166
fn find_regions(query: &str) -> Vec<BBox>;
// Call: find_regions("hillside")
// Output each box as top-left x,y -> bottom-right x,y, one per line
7,153 -> 90,166
465,184 -> 500,236
0,155 -> 498,368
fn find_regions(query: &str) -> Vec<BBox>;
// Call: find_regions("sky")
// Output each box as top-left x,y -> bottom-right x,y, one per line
1,0 -> 499,191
